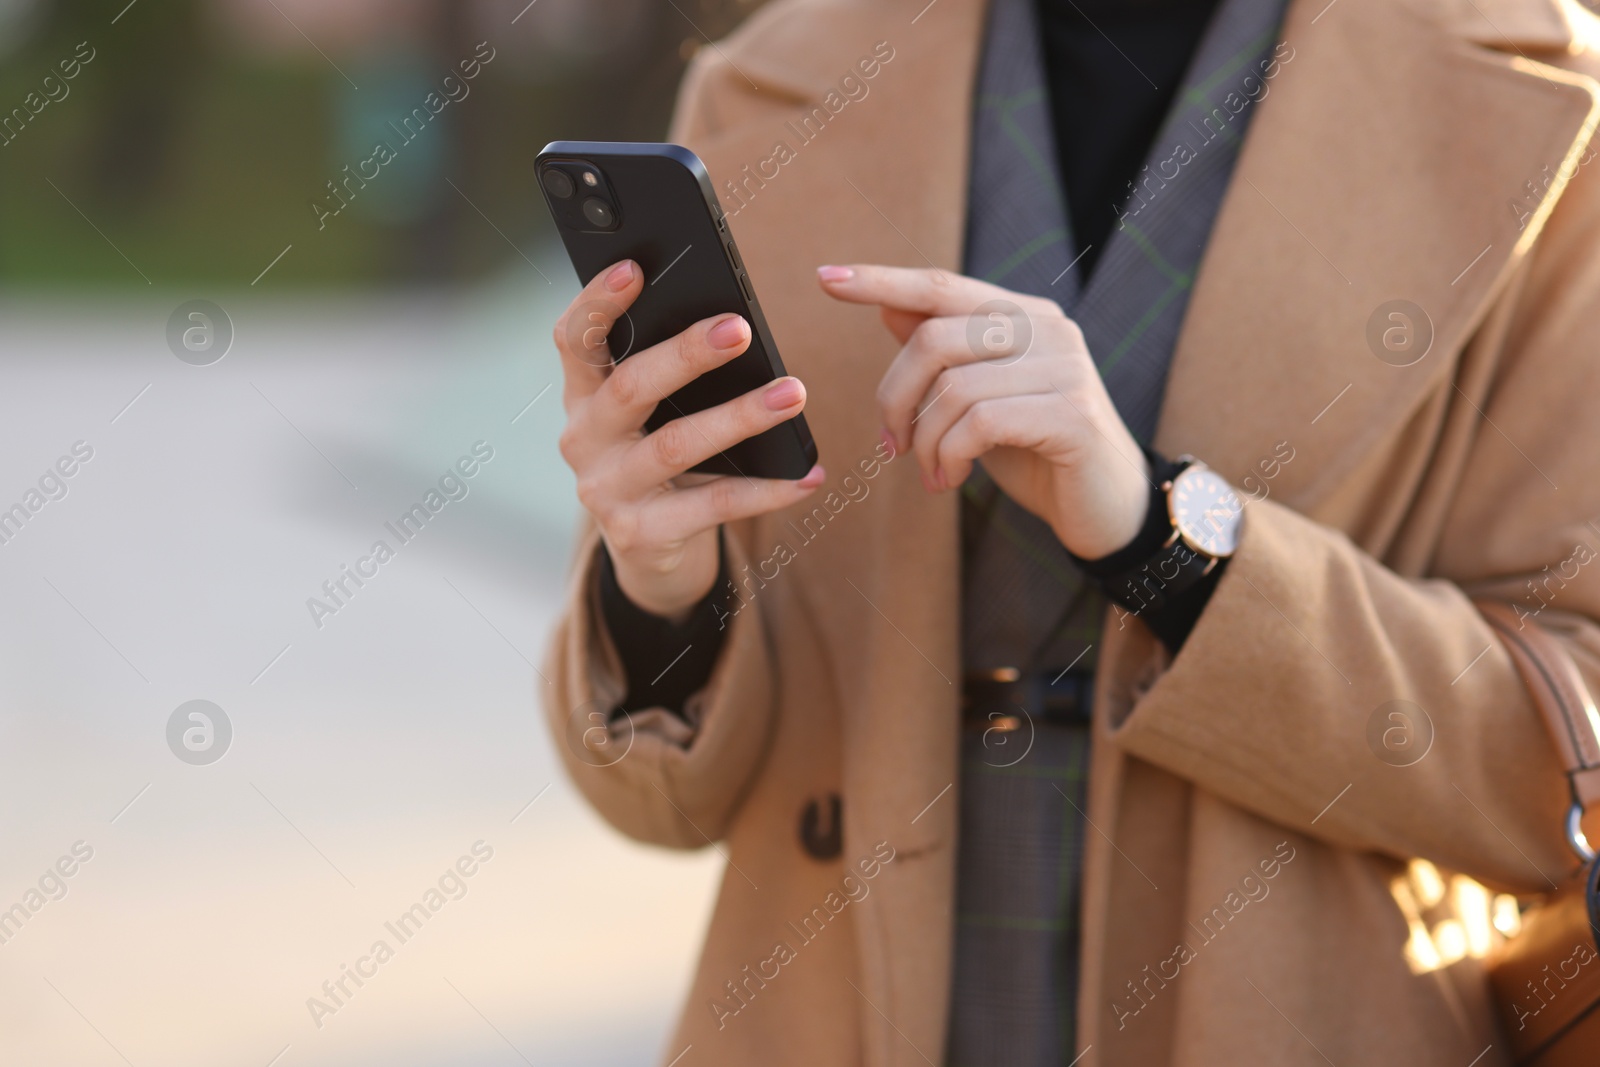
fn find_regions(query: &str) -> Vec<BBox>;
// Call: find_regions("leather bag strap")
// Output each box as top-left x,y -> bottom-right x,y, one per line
1477,599 -> 1600,855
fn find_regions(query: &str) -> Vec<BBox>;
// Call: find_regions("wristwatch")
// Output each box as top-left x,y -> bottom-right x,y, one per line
1097,455 -> 1243,615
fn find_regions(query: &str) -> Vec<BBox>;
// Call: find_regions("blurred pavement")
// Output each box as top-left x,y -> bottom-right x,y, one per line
0,265 -> 721,1066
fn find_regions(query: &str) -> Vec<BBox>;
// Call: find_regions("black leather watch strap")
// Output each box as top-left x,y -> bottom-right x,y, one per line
1100,527 -> 1216,615
1070,448 -> 1229,649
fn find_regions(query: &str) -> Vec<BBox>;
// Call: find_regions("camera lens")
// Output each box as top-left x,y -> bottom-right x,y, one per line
581,197 -> 616,229
541,168 -> 575,199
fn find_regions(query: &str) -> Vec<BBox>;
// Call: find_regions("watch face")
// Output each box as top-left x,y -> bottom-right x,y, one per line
1170,465 -> 1242,557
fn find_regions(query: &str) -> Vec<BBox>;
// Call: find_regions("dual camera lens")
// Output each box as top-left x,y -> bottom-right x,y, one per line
541,163 -> 617,232
541,168 -> 575,199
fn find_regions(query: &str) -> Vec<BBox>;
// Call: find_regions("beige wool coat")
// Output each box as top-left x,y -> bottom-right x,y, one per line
541,0 -> 1600,1062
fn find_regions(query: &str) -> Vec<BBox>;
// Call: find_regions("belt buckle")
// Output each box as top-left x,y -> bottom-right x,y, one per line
963,666 -> 1091,728
962,666 -> 1026,725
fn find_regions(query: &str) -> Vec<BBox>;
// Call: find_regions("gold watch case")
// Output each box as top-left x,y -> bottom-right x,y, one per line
1163,460 -> 1243,559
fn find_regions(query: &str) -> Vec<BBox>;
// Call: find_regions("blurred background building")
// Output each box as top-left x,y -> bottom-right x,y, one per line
0,2 -> 771,1065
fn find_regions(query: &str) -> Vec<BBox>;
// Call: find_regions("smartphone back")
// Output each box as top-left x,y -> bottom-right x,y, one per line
538,141 -> 816,479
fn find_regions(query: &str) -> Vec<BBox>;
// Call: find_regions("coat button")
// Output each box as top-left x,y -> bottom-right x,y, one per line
799,794 -> 842,860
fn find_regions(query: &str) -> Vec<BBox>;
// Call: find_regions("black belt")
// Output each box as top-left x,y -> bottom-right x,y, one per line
961,667 -> 1094,730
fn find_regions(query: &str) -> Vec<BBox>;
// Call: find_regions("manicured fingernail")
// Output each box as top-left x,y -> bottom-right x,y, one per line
920,470 -> 937,492
708,315 -> 749,349
605,261 -> 636,291
763,377 -> 803,410
934,467 -> 948,490
817,265 -> 855,283
798,464 -> 825,488
880,427 -> 898,456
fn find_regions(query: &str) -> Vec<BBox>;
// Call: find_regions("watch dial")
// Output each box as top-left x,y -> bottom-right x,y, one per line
1172,466 -> 1242,556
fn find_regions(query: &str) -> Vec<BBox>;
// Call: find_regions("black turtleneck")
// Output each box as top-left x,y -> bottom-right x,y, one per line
1035,0 -> 1224,279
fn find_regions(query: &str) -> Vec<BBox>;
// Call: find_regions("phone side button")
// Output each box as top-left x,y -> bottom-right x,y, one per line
737,271 -> 755,302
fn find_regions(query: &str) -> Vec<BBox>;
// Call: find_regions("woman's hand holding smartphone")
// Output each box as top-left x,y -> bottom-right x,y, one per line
553,258 -> 825,620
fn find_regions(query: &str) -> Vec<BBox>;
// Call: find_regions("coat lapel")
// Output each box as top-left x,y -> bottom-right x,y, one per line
695,0 -> 984,816
680,3 -> 989,1062
1152,0 -> 1600,519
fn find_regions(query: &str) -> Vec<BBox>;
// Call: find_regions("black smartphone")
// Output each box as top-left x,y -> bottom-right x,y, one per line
537,141 -> 817,480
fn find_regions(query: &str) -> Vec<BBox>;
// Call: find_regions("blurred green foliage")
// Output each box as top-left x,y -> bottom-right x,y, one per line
0,0 -> 768,288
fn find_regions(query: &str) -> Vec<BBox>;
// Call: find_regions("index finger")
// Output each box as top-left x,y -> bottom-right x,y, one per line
553,259 -> 644,402
816,263 -> 1016,318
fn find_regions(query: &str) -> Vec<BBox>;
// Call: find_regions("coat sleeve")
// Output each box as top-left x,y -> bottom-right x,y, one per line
1100,149 -> 1600,896
540,519 -> 776,849
537,48 -> 778,850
